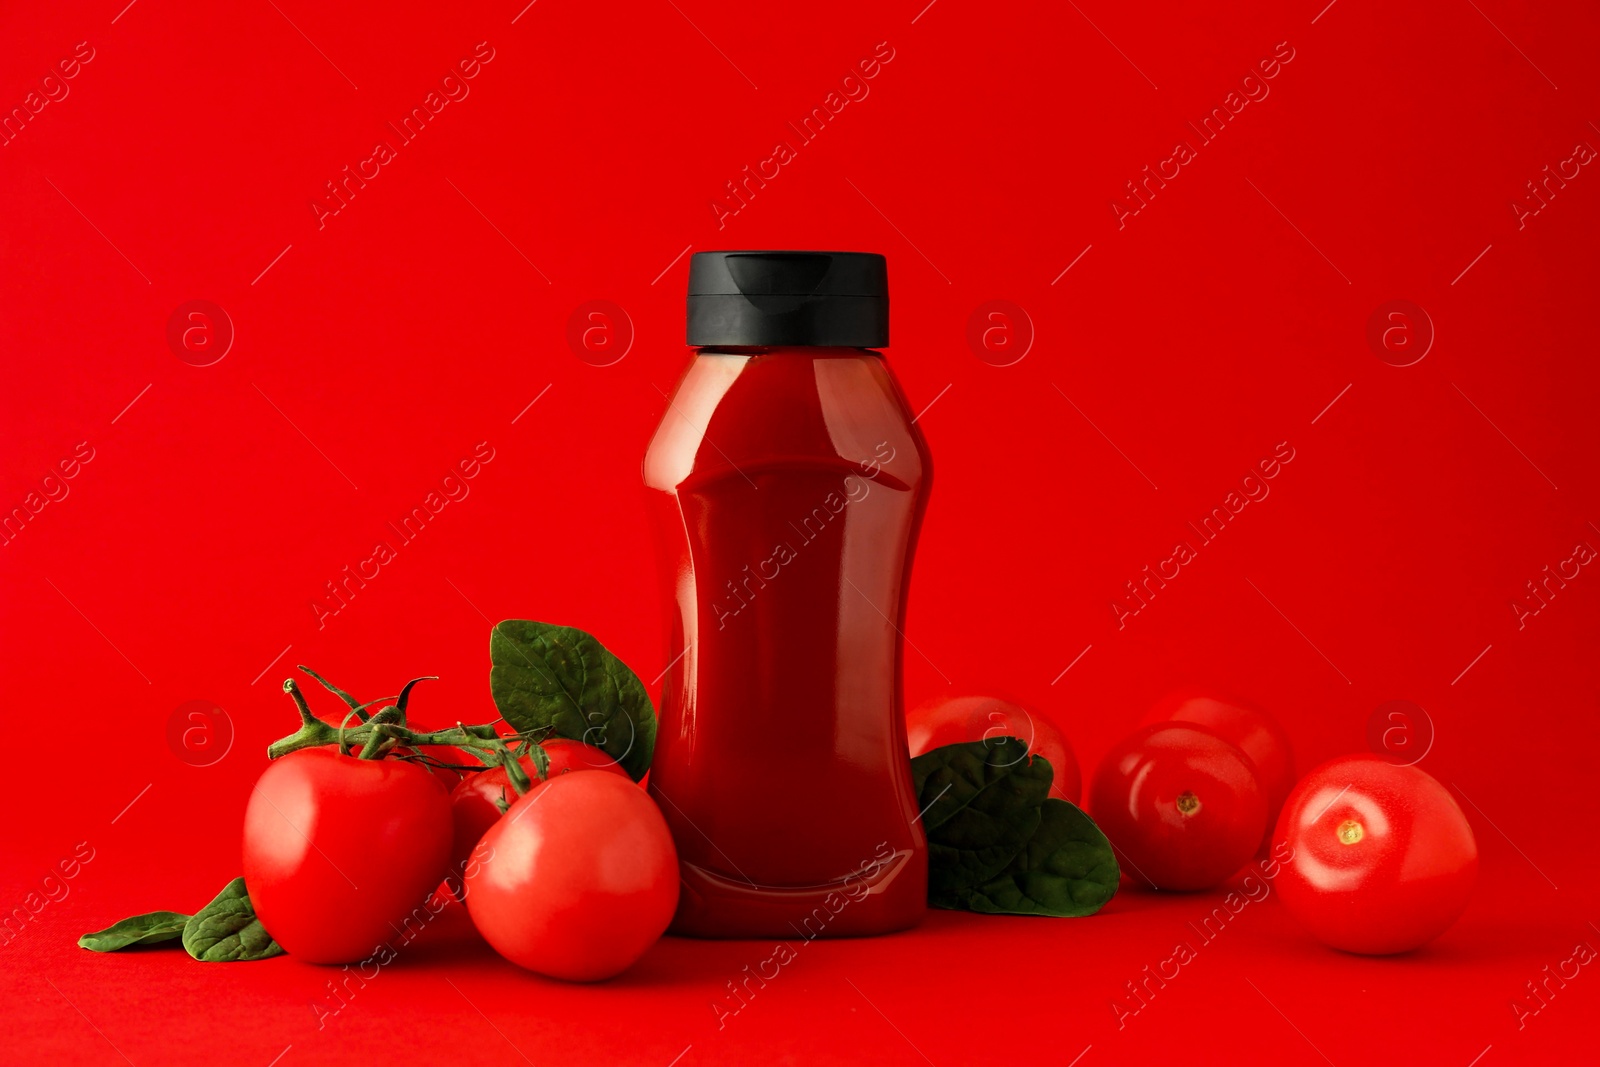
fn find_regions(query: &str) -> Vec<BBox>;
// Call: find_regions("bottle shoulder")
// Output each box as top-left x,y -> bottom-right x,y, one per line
644,351 -> 928,492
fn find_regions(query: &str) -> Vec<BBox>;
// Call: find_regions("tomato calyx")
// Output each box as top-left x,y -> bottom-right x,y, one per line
267,666 -> 552,796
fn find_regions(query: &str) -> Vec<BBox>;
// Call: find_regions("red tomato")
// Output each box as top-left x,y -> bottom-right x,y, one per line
1144,691 -> 1295,847
1089,724 -> 1266,891
907,695 -> 1081,803
447,740 -> 629,884
244,748 -> 452,964
464,772 -> 679,981
1274,756 -> 1477,954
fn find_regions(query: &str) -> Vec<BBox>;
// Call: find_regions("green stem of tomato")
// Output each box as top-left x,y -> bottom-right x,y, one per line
266,717 -> 552,767
283,679 -> 318,726
525,738 -> 550,781
356,724 -> 393,760
265,670 -> 553,774
499,741 -> 534,796
355,708 -> 403,759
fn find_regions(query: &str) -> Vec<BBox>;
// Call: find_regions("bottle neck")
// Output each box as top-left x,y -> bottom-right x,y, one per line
694,346 -> 882,357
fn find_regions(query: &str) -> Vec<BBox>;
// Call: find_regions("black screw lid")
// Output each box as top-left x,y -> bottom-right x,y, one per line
686,251 -> 888,347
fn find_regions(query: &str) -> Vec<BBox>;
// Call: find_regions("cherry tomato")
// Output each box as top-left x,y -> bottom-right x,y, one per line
1274,756 -> 1477,954
447,739 -> 629,882
908,695 -> 1081,803
465,772 -> 678,981
1089,723 -> 1266,891
1144,691 -> 1295,850
244,748 -> 452,964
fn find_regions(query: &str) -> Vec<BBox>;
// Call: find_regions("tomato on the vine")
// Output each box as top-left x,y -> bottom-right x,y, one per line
243,748 -> 452,964
465,772 -> 678,981
1144,691 -> 1295,847
447,739 -> 628,881
908,695 -> 1081,803
1274,756 -> 1477,954
1089,723 -> 1266,891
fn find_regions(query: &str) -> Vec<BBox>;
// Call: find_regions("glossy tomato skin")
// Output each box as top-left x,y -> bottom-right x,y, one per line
1274,756 -> 1477,954
465,772 -> 678,982
447,740 -> 629,881
1144,691 -> 1295,847
244,748 -> 452,964
908,695 -> 1081,803
1090,724 -> 1266,891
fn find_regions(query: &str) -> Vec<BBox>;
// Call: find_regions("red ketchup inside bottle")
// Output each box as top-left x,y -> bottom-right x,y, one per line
644,252 -> 930,938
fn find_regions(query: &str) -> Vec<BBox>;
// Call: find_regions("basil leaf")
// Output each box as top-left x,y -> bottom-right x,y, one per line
182,878 -> 284,962
958,798 -> 1120,917
78,911 -> 191,952
910,737 -> 1051,905
489,620 -> 657,780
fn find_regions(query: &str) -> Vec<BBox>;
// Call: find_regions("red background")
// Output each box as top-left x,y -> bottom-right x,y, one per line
3,0 -> 1597,1063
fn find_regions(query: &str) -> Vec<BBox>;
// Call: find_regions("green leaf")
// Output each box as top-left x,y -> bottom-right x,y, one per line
489,620 -> 657,780
78,911 -> 191,952
957,799 -> 1120,917
182,878 -> 284,962
910,737 -> 1051,905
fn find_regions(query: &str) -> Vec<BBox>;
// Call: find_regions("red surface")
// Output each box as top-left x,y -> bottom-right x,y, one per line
2,0 -> 1597,1063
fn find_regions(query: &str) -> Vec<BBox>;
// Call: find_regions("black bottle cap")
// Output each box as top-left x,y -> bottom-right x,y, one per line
687,251 -> 888,347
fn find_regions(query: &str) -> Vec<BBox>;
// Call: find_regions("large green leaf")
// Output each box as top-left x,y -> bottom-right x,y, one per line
182,878 -> 284,962
958,798 -> 1120,917
489,620 -> 657,780
910,737 -> 1052,905
78,911 -> 191,952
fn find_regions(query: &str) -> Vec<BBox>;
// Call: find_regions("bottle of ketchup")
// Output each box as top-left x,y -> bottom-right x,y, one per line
644,251 -> 930,938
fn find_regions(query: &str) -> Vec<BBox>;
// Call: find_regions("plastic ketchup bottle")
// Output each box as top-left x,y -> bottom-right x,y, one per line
643,251 -> 930,938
